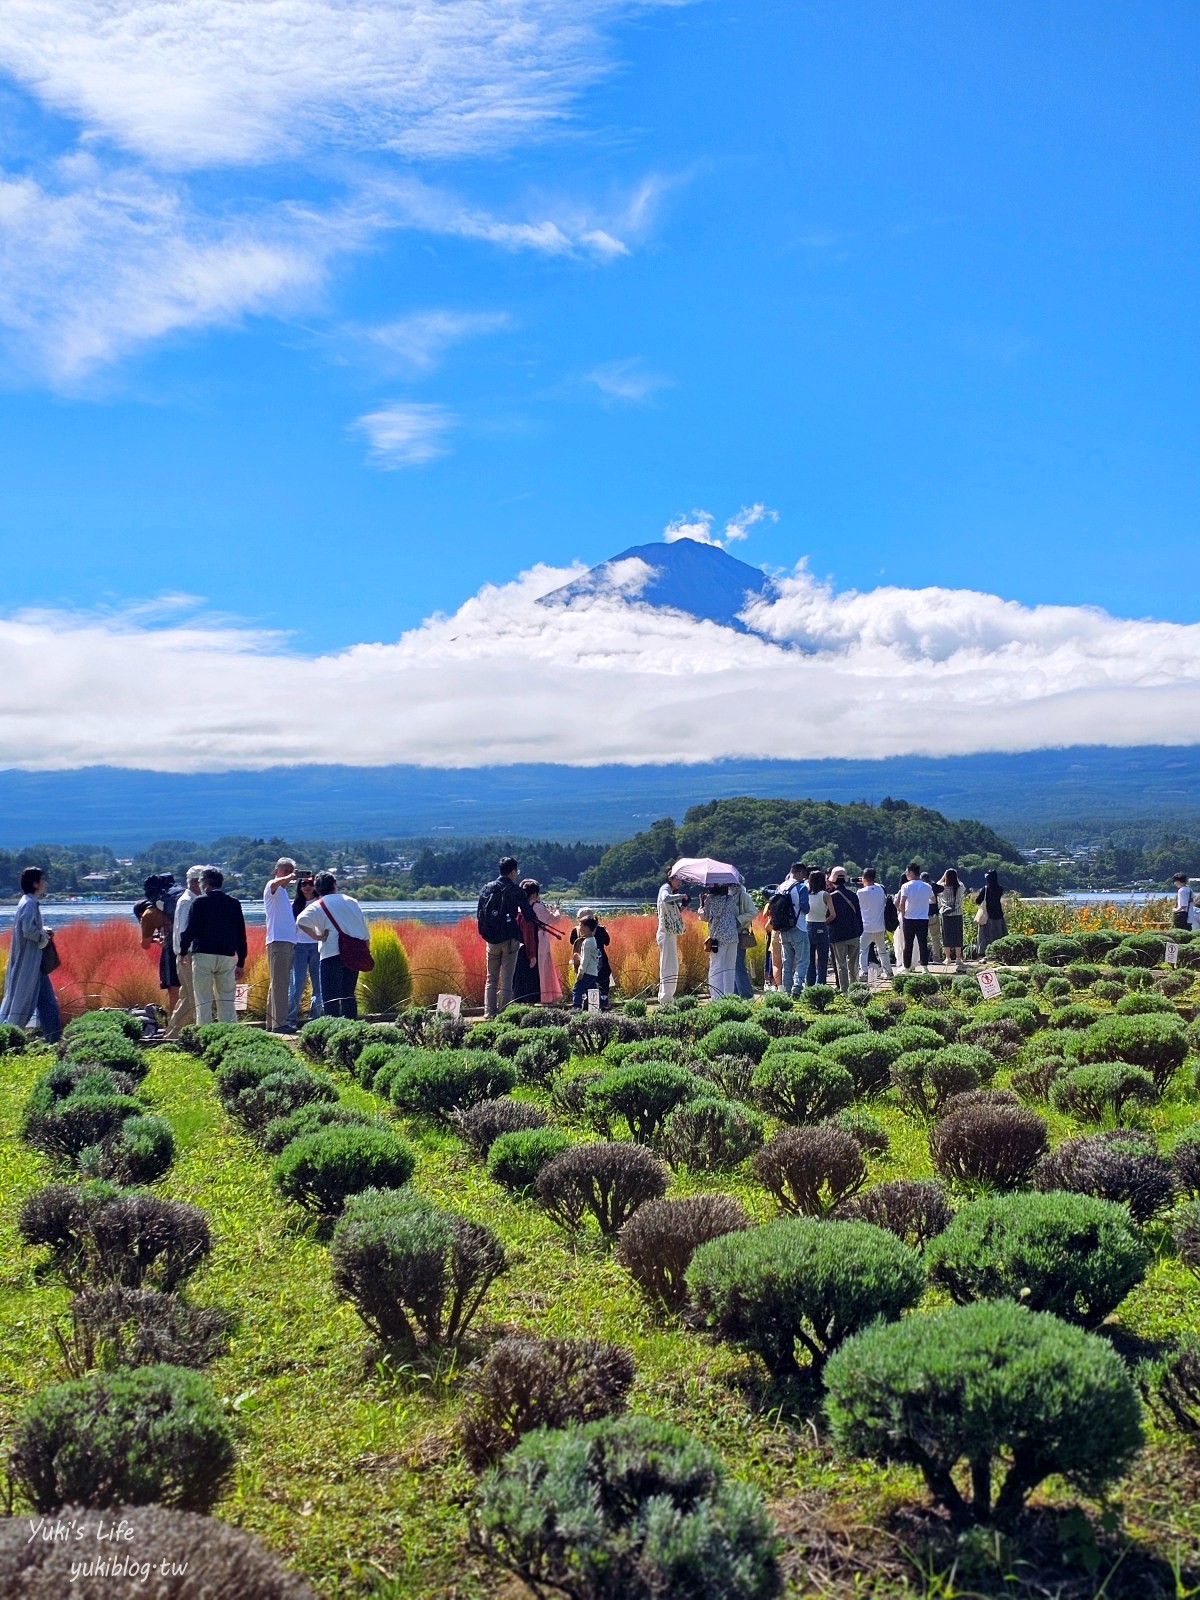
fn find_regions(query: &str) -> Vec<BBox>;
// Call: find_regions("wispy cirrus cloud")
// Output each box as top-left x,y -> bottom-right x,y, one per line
364,310 -> 512,372
0,0 -> 646,169
587,357 -> 671,404
1,558 -> 1199,770
353,401 -> 459,466
0,0 -> 673,383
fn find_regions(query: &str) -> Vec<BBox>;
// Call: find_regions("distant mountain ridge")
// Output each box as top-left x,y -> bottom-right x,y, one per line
1,747 -> 1199,849
539,537 -> 774,630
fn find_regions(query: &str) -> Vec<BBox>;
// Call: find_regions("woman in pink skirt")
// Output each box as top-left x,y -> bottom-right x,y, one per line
521,879 -> 566,1003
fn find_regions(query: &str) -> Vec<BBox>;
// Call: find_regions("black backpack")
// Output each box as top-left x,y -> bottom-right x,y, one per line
883,894 -> 900,933
477,879 -> 516,943
766,889 -> 798,931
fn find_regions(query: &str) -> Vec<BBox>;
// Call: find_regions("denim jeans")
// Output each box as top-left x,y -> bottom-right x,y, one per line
321,955 -> 358,1019
734,943 -> 754,998
288,942 -> 323,1028
35,972 -> 61,1044
806,923 -> 830,986
779,926 -> 810,994
572,973 -> 599,1008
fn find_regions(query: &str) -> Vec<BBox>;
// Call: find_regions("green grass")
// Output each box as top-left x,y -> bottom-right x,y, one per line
3,993 -> 1200,1597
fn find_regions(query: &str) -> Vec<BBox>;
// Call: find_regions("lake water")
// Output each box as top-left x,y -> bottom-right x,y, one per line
0,897 -> 644,931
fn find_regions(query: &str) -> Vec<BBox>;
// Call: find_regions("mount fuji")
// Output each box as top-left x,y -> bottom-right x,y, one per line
539,537 -> 774,630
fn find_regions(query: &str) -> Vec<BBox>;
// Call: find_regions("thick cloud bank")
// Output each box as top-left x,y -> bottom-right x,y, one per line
2,564 -> 1198,770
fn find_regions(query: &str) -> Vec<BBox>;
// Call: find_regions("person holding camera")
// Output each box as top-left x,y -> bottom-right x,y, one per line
263,856 -> 299,1032
656,872 -> 690,1001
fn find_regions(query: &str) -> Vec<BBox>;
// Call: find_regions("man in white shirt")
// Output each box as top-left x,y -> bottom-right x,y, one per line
263,857 -> 299,1032
296,872 -> 370,1019
656,874 -> 689,1001
163,864 -> 205,1040
898,863 -> 935,972
856,868 -> 893,982
1173,873 -> 1195,931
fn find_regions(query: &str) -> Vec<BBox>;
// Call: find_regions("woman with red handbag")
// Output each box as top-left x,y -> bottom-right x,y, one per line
296,872 -> 372,1019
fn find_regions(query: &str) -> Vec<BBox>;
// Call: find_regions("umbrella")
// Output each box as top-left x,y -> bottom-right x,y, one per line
669,857 -> 742,887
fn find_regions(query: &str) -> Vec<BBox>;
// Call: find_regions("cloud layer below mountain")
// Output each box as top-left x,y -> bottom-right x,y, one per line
3,561 -> 1198,770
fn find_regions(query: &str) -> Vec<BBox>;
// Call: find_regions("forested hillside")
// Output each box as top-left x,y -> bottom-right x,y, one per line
578,796 -> 1030,897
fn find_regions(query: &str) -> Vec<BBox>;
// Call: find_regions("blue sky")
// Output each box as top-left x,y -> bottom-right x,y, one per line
0,0 -> 1195,659
0,1 -> 1198,777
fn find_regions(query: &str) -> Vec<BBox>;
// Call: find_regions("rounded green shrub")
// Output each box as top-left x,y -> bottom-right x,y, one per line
896,972 -> 942,1000
660,1096 -> 764,1171
687,1216 -> 923,1377
584,1063 -> 706,1144
474,1414 -> 780,1600
981,934 -> 1035,965
925,1189 -> 1150,1326
63,1010 -> 144,1045
699,1021 -> 771,1063
1093,979 -> 1127,1003
0,1020 -> 28,1052
61,1032 -> 145,1075
514,1030 -> 571,1085
1066,1014 -> 1188,1092
1035,936 -> 1084,967
23,1085 -> 144,1163
821,1031 -> 907,1096
388,1050 -> 518,1125
750,1056 -> 853,1126
298,1015 -> 344,1059
230,1068 -> 338,1134
272,1126 -> 417,1215
829,1107 -> 891,1156
79,1113 -> 176,1185
331,1186 -> 506,1346
1115,990 -> 1177,1016
487,1127 -> 573,1193
798,983 -> 837,1012
261,1101 -> 382,1156
803,1015 -> 870,1046
890,1050 -> 981,1121
1049,1062 -> 1158,1124
825,1300 -> 1143,1528
9,1363 -> 236,1513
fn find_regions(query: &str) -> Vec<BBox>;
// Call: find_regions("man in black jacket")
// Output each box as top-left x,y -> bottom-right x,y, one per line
476,856 -> 534,1018
828,867 -> 865,994
180,868 -> 248,1024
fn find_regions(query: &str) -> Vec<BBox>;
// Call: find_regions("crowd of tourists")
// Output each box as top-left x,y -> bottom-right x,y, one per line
3,856 -> 1197,1038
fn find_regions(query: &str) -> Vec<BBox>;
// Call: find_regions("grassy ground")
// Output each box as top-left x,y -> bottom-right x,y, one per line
3,1006 -> 1200,1599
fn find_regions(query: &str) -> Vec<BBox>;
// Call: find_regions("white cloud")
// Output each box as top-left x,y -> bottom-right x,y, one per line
366,310 -> 511,372
0,2 -> 668,380
587,357 -> 670,404
663,504 -> 776,548
0,0 -> 648,169
1,564 -> 1199,770
664,509 -> 716,544
722,502 -> 778,543
353,401 -> 459,465
0,155 -> 353,383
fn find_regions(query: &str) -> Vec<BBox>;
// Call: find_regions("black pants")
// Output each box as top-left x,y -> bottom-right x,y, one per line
903,919 -> 930,969
320,955 -> 359,1019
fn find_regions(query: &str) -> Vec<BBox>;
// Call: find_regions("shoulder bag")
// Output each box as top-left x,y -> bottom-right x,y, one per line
40,933 -> 61,976
319,899 -> 375,973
